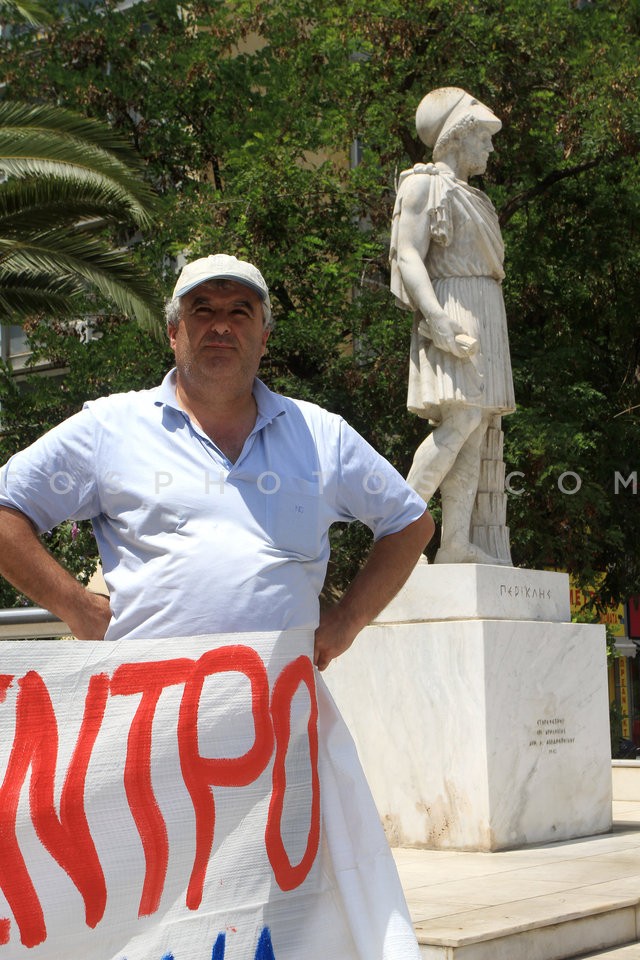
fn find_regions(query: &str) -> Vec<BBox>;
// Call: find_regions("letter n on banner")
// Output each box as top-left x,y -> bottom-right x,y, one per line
0,672 -> 109,948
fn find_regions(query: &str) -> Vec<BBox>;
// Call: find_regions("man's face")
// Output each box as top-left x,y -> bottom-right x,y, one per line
460,127 -> 494,177
169,279 -> 269,387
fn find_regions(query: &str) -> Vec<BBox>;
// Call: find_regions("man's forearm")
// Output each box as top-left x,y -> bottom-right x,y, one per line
0,506 -> 110,639
314,509 -> 434,670
334,509 -> 433,631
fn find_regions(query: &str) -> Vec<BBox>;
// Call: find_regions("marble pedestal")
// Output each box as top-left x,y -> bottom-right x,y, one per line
324,564 -> 612,851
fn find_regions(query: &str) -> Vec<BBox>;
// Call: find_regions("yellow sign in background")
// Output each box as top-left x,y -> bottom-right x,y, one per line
569,575 -> 626,638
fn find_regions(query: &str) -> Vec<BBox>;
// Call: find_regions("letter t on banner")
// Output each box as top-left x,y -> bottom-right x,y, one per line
111,658 -> 194,918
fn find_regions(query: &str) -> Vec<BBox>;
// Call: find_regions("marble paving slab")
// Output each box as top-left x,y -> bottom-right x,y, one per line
392,802 -> 640,960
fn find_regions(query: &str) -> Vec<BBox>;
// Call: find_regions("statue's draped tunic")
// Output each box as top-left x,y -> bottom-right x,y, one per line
390,163 -> 516,425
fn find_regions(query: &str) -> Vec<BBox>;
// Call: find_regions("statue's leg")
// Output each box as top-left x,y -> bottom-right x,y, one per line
406,404 -> 483,502
435,415 -> 504,564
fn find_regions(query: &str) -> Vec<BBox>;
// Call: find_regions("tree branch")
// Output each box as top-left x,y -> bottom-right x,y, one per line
398,126 -> 424,165
499,157 -> 601,225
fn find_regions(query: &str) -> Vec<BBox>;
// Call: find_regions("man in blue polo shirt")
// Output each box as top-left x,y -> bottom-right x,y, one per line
0,255 -> 434,960
0,254 -> 432,667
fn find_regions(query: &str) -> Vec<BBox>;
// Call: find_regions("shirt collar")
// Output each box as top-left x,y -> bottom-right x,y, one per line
154,368 -> 286,427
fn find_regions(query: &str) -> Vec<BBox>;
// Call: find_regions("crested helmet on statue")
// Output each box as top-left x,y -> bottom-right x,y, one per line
415,87 -> 501,150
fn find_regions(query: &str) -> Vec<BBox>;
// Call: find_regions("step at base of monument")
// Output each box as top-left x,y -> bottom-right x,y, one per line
415,896 -> 640,960
569,944 -> 640,959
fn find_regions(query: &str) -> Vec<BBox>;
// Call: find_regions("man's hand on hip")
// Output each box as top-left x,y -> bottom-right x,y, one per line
313,605 -> 358,673
65,592 -> 112,641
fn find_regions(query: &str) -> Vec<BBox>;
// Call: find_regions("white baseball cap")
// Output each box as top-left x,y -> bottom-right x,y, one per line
172,254 -> 272,325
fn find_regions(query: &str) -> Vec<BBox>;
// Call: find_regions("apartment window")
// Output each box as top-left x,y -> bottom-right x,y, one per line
0,325 -> 32,371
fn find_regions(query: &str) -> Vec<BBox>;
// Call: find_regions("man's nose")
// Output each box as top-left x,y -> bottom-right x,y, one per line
209,313 -> 231,334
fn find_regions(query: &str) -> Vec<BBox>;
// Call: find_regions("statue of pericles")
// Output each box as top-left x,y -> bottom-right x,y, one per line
390,87 -> 515,565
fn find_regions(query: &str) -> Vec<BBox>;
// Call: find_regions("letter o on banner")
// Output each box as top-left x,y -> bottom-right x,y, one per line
265,656 -> 320,891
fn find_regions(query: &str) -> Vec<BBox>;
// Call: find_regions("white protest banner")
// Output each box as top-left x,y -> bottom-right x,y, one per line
0,631 -> 419,960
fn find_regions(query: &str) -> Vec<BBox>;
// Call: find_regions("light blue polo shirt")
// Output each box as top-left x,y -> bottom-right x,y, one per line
0,371 -> 426,640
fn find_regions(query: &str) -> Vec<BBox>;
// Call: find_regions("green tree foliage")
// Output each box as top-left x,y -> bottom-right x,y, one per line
1,0 -> 639,605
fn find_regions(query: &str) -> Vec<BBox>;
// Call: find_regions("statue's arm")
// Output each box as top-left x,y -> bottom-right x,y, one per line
395,179 -> 476,358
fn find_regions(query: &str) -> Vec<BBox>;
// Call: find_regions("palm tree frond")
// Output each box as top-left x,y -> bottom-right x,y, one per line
0,100 -> 161,332
0,153 -> 155,228
0,0 -> 52,25
0,290 -> 76,319
0,234 -> 163,332
0,176 -> 143,233
0,104 -> 157,226
0,269 -> 81,296
0,102 -> 149,166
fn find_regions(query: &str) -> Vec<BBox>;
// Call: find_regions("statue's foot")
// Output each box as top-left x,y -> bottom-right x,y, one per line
435,542 -> 506,565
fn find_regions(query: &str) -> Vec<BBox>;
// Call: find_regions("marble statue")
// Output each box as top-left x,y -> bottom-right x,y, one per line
390,87 -> 515,565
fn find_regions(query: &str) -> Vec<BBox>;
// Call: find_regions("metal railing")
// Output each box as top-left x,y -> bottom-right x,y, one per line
0,608 -> 70,639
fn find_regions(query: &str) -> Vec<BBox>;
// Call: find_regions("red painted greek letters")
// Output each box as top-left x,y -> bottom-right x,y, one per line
0,671 -> 109,947
111,658 -> 193,917
266,656 -> 320,891
177,647 -> 274,910
0,645 -> 319,949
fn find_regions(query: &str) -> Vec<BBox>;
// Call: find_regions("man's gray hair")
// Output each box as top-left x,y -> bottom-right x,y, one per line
164,297 -> 182,332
